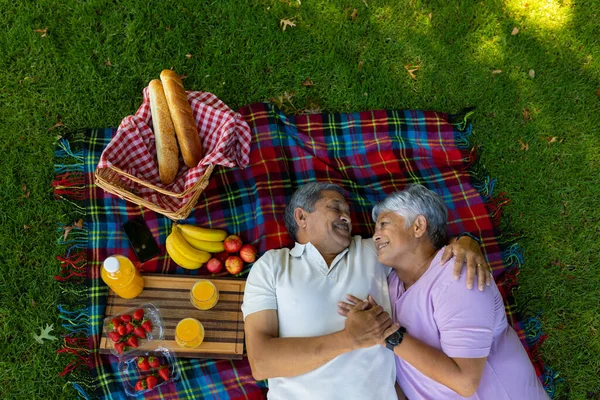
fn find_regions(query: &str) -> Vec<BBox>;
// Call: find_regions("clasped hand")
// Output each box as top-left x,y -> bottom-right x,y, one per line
339,294 -> 398,349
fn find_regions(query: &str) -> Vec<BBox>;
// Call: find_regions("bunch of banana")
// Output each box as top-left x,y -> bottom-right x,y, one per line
166,224 -> 227,270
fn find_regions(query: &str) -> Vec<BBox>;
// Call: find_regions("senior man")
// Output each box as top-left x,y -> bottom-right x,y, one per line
241,182 -> 486,400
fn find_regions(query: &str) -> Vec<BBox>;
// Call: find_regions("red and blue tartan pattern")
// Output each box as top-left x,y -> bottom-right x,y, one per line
81,103 -> 544,398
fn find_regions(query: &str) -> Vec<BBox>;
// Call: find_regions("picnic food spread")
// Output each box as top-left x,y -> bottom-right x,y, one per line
96,69 -> 260,394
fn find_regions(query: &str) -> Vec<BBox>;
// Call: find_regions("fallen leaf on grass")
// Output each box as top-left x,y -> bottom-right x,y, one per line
523,108 -> 532,122
301,77 -> 313,87
358,60 -> 364,71
186,53 -> 192,59
47,121 -> 64,131
34,28 -> 48,37
280,18 -> 296,31
300,102 -> 323,115
428,12 -> 432,20
529,69 -> 535,78
404,64 -> 420,80
21,184 -> 30,199
270,91 -> 296,112
543,136 -> 558,146
24,225 -> 31,230
350,8 -> 358,21
596,88 -> 600,96
362,0 -> 369,7
511,27 -> 519,35
491,69 -> 502,75
33,324 -> 57,344
518,139 -> 529,151
105,58 -> 112,67
63,218 -> 84,241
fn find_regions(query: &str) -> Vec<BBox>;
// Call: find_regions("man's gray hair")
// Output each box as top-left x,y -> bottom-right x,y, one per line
372,184 -> 448,249
284,182 -> 346,242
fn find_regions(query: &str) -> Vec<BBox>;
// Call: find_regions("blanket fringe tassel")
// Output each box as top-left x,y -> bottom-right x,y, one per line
450,109 -> 563,397
54,135 -> 95,399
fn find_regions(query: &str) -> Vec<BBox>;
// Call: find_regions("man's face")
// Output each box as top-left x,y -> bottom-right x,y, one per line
302,190 -> 352,255
373,211 -> 415,266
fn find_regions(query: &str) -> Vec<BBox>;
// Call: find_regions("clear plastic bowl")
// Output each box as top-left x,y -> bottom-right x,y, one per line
102,303 -> 164,358
118,347 -> 181,397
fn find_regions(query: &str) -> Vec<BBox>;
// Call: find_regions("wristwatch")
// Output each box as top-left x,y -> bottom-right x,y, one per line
385,326 -> 407,351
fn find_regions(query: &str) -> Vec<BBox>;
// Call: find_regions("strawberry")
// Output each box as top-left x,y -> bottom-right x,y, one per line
114,342 -> 127,354
141,320 -> 153,333
108,332 -> 122,342
148,356 -> 160,368
109,318 -> 122,331
120,314 -> 132,323
158,367 -> 170,381
134,380 -> 146,391
146,375 -> 158,390
127,335 -> 139,348
125,323 -> 135,334
134,326 -> 146,339
138,356 -> 150,371
117,325 -> 127,336
132,308 -> 144,321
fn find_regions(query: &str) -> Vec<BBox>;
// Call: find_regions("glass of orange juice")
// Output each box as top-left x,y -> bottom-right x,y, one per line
175,318 -> 204,348
190,279 -> 219,310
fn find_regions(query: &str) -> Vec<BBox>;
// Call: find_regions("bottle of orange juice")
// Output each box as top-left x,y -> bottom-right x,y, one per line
101,255 -> 145,299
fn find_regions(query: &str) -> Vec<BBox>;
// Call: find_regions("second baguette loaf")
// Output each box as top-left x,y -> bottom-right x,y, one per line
148,79 -> 179,184
160,70 -> 203,168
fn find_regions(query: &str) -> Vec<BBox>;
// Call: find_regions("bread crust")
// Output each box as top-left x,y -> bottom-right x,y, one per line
160,70 -> 203,168
149,79 -> 179,184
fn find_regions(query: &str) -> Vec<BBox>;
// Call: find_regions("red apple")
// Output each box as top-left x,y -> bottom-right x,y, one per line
206,258 -> 223,274
239,244 -> 257,263
225,256 -> 244,275
223,235 -> 243,253
213,251 -> 230,263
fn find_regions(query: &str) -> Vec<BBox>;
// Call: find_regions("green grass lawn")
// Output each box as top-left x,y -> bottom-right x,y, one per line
1,0 -> 598,398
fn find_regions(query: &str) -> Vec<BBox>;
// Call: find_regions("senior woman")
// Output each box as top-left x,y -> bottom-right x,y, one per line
338,185 -> 548,399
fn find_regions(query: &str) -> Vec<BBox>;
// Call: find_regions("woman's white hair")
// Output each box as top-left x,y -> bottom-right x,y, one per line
372,184 -> 448,248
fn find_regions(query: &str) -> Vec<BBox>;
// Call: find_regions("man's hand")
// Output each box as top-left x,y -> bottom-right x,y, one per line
442,235 -> 490,291
341,294 -> 398,349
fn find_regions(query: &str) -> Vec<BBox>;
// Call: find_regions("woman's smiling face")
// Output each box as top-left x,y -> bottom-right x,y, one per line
373,211 -> 415,266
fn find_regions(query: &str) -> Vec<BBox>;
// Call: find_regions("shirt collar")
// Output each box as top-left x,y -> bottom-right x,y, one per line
290,242 -> 308,257
289,241 -> 351,264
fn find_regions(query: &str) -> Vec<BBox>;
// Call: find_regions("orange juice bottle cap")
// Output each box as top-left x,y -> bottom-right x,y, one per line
103,256 -> 120,273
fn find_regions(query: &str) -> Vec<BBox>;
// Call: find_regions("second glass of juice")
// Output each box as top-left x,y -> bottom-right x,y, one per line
190,279 -> 219,310
175,318 -> 204,349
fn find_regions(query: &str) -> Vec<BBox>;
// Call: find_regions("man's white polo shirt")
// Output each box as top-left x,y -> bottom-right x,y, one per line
242,236 -> 396,400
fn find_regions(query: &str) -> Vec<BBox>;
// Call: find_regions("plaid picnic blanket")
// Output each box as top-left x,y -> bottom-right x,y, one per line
54,103 -> 557,399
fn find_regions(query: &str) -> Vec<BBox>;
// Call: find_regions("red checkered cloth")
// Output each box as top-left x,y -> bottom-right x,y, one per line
97,89 -> 251,212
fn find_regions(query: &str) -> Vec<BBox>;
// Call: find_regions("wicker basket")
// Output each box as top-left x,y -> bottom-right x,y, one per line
94,164 -> 215,221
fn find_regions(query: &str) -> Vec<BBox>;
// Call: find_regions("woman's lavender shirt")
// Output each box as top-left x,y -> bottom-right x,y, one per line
388,248 -> 548,399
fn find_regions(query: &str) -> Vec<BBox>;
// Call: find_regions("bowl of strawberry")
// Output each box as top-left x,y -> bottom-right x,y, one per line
103,303 -> 164,356
118,347 -> 181,396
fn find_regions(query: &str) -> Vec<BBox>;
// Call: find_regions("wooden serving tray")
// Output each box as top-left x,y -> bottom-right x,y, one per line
99,275 -> 246,359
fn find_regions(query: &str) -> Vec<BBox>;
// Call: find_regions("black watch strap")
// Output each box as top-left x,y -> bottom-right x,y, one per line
385,326 -> 407,351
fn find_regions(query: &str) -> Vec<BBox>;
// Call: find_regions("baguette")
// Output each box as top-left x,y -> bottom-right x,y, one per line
160,70 -> 203,168
149,79 -> 180,184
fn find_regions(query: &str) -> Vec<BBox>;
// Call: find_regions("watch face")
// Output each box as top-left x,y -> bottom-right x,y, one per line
387,331 -> 402,346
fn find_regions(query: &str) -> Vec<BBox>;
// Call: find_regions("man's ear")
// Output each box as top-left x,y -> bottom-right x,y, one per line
294,207 -> 308,229
413,215 -> 428,238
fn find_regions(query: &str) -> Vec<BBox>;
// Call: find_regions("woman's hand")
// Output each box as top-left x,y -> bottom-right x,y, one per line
442,235 -> 490,291
337,294 -> 378,317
